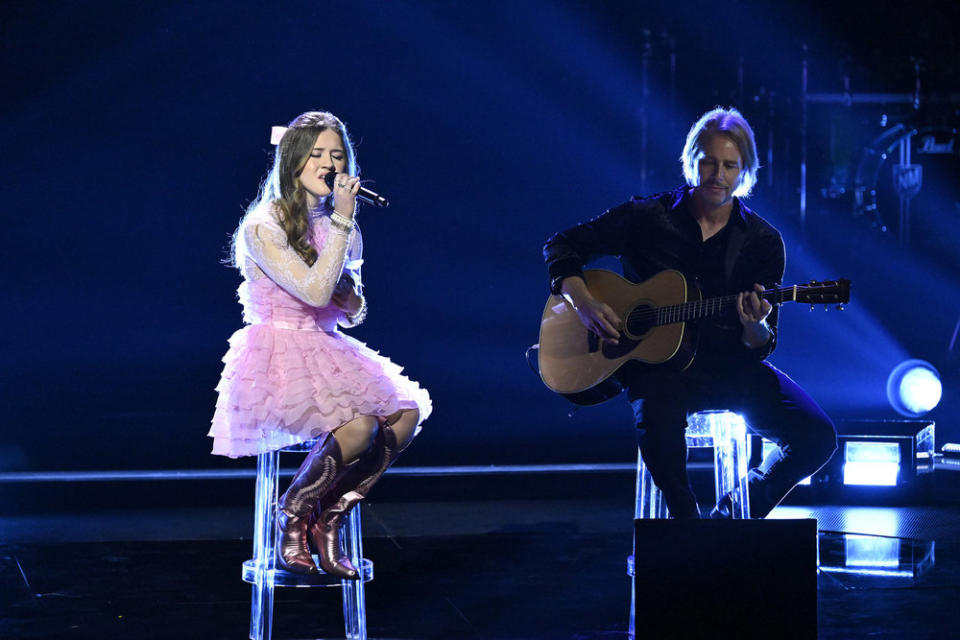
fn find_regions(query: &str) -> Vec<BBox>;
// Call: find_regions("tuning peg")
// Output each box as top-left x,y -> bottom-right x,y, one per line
837,304 -> 845,311
824,306 -> 828,311
810,305 -> 815,311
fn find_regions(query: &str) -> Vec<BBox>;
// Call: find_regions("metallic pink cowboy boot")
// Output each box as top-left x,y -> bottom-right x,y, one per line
309,491 -> 364,579
309,423 -> 407,579
277,434 -> 348,574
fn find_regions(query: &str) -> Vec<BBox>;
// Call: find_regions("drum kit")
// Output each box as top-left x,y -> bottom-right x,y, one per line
802,60 -> 960,248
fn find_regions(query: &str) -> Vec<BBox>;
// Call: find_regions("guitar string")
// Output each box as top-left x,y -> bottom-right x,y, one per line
627,299 -> 842,324
627,291 -> 775,322
624,287 -> 844,326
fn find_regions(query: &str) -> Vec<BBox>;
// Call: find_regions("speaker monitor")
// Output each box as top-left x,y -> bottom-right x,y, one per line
633,518 -> 817,640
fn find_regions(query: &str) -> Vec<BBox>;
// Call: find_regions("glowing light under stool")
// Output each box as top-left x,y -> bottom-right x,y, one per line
843,441 -> 900,486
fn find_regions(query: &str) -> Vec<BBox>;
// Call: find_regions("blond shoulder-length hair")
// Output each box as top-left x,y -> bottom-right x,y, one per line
680,107 -> 759,198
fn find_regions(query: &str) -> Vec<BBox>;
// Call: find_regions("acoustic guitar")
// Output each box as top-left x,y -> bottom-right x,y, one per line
537,269 -> 850,405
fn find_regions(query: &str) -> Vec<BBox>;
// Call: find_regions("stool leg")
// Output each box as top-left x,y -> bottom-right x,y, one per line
251,450 -> 279,640
628,534 -> 636,639
635,448 -> 669,520
731,419 -> 750,519
340,506 -> 367,640
710,412 -> 751,520
629,454 -> 640,639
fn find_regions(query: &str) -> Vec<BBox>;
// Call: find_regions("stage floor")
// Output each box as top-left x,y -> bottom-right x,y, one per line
2,499 -> 959,639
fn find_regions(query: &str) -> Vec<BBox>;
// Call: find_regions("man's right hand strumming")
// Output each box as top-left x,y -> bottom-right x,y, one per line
560,276 -> 623,345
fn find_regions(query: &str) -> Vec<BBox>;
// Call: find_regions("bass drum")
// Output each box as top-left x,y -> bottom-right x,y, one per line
854,122 -> 960,262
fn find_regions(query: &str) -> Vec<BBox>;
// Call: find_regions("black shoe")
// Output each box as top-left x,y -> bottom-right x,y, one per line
663,490 -> 701,519
708,494 -> 733,519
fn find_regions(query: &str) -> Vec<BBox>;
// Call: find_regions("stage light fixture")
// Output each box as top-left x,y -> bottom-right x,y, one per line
887,359 -> 942,417
843,441 -> 900,486
774,419 -> 934,503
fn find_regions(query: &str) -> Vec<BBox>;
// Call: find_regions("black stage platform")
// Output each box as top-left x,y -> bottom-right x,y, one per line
3,468 -> 960,639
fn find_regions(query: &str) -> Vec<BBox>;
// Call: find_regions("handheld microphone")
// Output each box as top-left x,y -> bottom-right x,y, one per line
324,172 -> 390,208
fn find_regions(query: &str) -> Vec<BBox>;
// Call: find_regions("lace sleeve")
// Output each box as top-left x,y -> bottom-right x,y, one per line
243,218 -> 351,308
338,227 -> 367,327
342,225 -> 363,290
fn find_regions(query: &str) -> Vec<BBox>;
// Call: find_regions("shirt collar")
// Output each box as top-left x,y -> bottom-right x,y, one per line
672,186 -> 748,229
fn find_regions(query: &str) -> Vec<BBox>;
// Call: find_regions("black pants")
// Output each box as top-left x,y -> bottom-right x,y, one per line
622,359 -> 837,519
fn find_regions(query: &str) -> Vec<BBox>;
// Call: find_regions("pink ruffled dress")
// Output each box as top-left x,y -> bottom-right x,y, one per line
209,206 -> 431,458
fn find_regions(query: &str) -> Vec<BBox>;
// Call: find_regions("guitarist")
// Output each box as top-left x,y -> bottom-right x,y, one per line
542,107 -> 837,519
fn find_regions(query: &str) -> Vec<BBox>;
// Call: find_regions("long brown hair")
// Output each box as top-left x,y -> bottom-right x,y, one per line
233,111 -> 359,267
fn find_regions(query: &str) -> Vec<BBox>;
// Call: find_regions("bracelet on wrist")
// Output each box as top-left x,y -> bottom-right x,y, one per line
331,210 -> 354,228
329,212 -> 354,234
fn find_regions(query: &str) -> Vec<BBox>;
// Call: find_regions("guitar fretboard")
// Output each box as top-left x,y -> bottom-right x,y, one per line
629,287 -> 798,327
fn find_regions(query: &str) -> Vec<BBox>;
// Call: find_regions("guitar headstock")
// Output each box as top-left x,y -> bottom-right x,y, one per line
795,279 -> 851,305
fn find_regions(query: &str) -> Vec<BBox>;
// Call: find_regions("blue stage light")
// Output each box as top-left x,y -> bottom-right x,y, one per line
887,359 -> 942,417
843,441 -> 900,486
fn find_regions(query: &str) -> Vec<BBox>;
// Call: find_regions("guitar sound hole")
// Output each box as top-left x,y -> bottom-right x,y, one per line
625,304 -> 656,338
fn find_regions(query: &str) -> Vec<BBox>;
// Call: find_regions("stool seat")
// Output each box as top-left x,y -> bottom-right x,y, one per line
246,440 -> 372,640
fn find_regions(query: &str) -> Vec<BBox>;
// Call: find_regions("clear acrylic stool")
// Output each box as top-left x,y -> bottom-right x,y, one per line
241,440 -> 374,640
635,410 -> 751,520
628,410 -> 751,638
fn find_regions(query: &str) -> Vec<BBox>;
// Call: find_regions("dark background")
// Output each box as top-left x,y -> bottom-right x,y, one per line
3,0 -> 959,475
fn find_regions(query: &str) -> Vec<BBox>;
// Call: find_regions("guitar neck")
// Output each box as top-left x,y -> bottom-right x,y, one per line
651,287 -> 796,326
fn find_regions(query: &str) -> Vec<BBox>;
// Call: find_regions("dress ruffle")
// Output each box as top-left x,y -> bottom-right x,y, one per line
209,324 -> 432,458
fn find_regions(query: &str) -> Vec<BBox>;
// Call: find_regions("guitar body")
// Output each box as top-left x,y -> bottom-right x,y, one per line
537,270 -> 850,406
538,269 -> 699,404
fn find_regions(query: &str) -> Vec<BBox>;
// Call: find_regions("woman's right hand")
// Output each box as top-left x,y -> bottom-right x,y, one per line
331,173 -> 361,218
